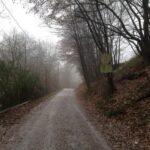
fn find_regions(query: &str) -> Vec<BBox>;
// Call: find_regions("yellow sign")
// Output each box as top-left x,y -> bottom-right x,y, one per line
100,53 -> 113,73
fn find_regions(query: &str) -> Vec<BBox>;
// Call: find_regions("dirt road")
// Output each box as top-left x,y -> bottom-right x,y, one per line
0,89 -> 111,150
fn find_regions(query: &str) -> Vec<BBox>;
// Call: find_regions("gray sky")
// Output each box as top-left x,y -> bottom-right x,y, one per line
0,0 -> 134,62
0,0 -> 60,44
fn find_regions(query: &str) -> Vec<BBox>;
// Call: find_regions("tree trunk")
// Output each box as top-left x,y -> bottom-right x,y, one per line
107,73 -> 115,97
141,0 -> 150,63
139,40 -> 150,64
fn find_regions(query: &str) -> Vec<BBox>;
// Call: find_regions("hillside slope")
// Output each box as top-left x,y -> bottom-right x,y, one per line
77,57 -> 150,150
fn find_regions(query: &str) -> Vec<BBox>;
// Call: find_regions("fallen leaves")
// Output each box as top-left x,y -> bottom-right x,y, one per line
76,64 -> 150,150
0,94 -> 52,143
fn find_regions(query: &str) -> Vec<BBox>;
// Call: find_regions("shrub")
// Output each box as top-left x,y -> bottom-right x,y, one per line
0,61 -> 44,110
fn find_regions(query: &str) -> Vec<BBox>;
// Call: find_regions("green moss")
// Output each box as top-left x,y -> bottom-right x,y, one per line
105,108 -> 124,118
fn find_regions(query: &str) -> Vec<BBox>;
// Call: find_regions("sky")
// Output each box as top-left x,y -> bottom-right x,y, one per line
0,0 -> 134,62
0,0 -> 60,44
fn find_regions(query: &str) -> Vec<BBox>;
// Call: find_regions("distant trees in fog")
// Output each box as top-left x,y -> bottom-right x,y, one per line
25,0 -> 150,97
0,30 -> 59,110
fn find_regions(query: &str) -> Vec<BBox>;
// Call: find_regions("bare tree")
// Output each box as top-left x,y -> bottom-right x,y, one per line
0,30 -> 60,109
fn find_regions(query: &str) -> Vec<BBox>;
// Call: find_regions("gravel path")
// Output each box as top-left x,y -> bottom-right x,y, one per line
0,89 -> 111,150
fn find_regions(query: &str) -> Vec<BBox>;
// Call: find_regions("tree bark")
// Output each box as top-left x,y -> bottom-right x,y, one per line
107,73 -> 115,97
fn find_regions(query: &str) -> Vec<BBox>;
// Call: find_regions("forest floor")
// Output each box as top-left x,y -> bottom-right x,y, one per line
76,57 -> 150,150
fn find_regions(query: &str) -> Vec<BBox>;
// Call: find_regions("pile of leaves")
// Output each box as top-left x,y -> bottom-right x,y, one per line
77,57 -> 150,150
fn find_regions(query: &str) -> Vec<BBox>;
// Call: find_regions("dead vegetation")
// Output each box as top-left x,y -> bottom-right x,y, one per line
77,57 -> 150,150
0,93 -> 55,143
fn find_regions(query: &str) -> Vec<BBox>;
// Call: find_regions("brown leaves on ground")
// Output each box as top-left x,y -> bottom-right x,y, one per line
76,65 -> 150,150
0,94 -> 53,142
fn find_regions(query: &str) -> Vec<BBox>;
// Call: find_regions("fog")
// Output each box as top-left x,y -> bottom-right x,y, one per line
59,63 -> 82,89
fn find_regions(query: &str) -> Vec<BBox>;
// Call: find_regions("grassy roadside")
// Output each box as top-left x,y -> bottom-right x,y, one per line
76,57 -> 150,150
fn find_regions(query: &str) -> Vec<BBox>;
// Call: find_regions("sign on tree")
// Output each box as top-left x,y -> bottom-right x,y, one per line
100,53 -> 113,73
